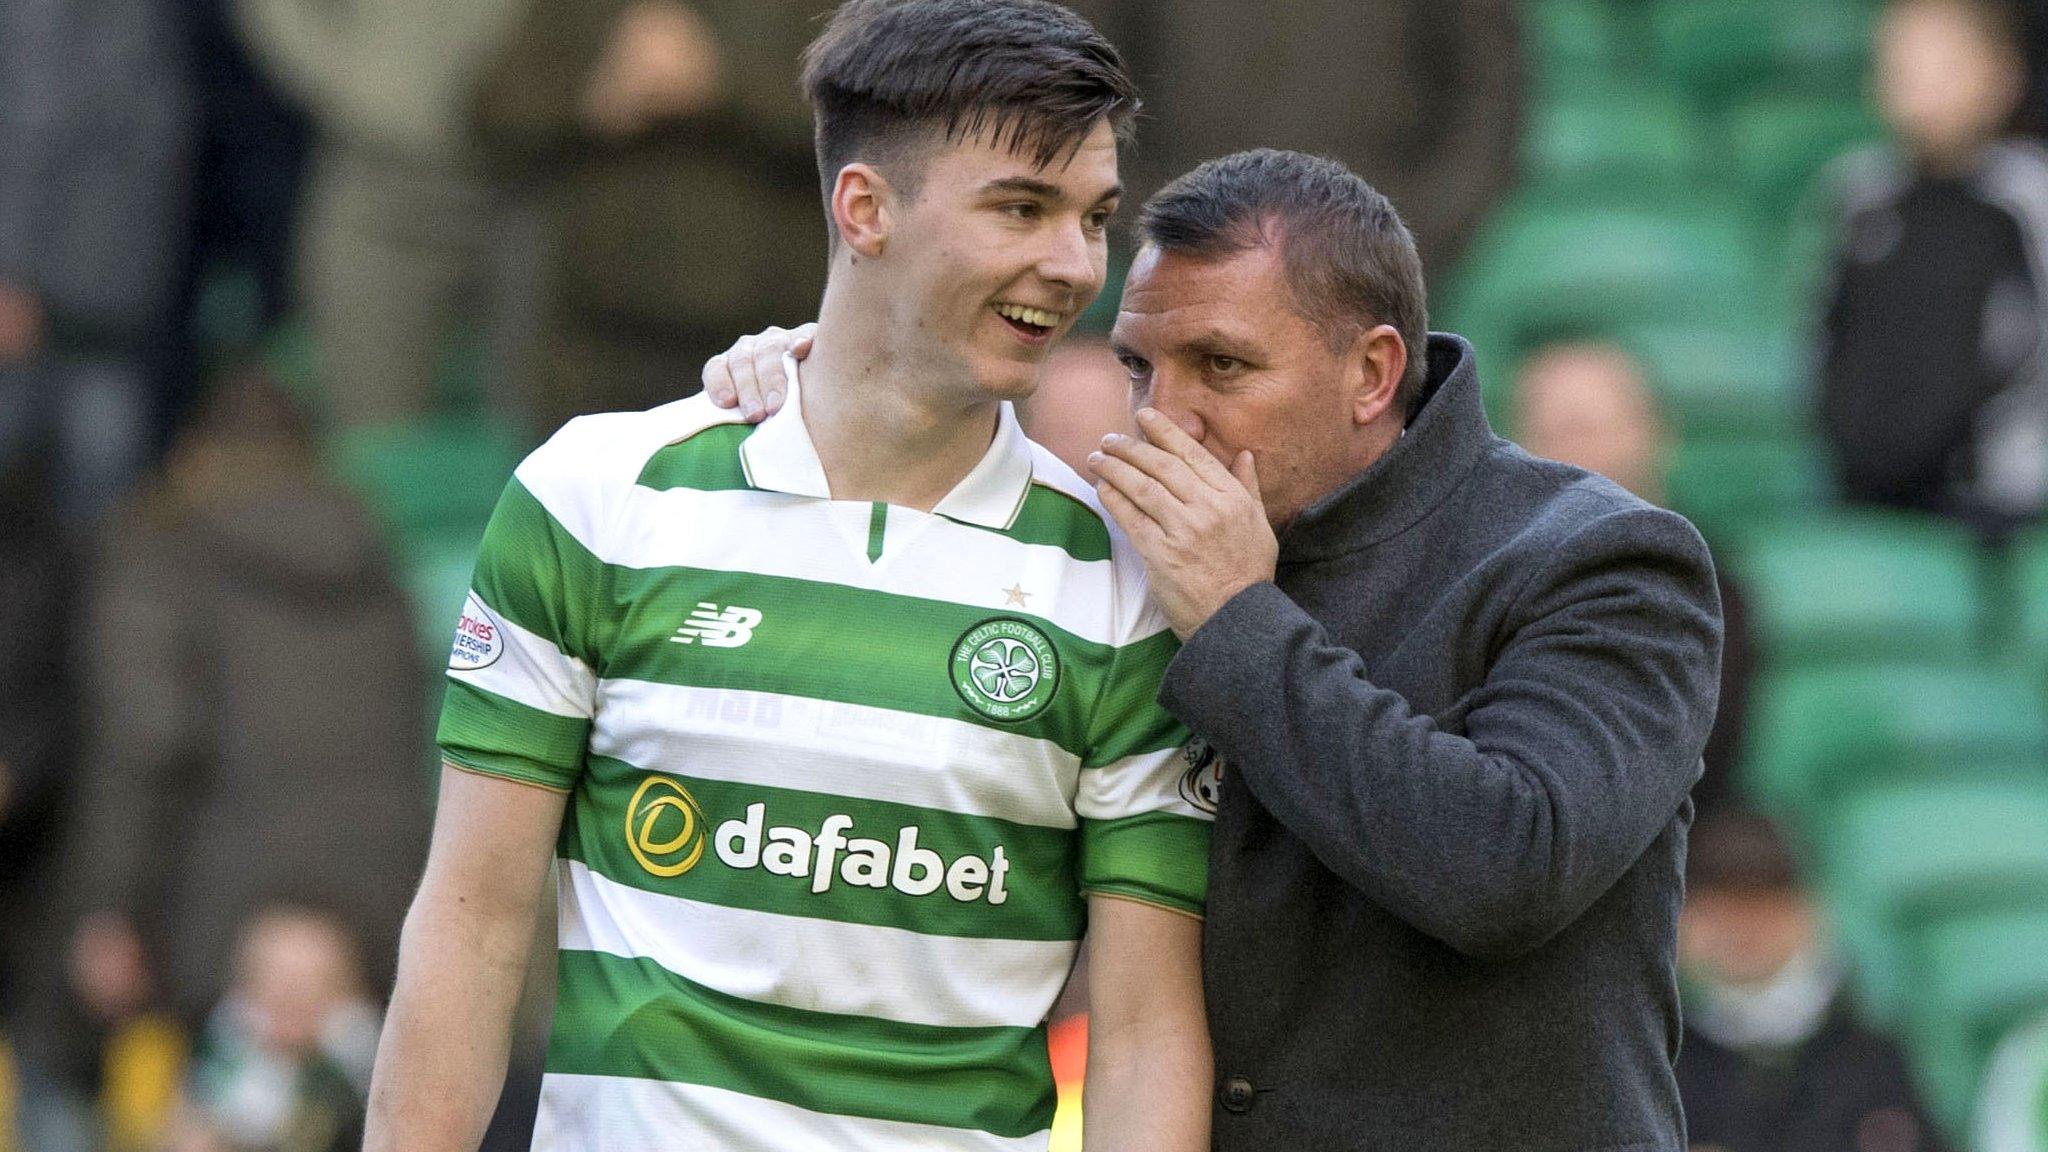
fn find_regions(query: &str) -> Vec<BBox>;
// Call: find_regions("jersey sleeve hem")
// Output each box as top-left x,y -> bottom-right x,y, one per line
1081,886 -> 1206,921
441,750 -> 576,794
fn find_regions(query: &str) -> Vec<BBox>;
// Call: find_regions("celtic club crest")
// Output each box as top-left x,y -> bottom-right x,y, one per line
950,618 -> 1061,722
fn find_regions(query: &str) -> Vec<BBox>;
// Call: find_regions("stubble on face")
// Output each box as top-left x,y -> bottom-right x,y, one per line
1112,241 -> 1367,526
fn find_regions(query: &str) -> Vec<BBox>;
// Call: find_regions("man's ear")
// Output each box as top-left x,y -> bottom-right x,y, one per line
830,162 -> 894,259
1349,324 -> 1407,428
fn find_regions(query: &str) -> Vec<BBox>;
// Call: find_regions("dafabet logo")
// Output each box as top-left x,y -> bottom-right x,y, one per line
624,775 -> 1012,904
624,776 -> 708,877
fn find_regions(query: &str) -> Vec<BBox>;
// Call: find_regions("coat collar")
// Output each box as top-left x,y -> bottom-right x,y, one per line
737,353 -> 1036,530
1277,333 -> 1497,561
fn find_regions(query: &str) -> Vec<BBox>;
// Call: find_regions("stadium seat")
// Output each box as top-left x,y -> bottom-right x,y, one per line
1663,434 -> 1830,545
399,531 -> 488,668
2000,529 -> 2048,671
1903,908 -> 2048,1136
1649,0 -> 1873,109
1525,0 -> 1632,102
325,414 -> 529,549
1814,781 -> 2048,932
1445,199 -> 1767,380
1620,322 -> 1804,441
1721,510 -> 1985,669
1742,664 -> 2048,812
1520,93 -> 1707,201
1728,95 -> 1886,228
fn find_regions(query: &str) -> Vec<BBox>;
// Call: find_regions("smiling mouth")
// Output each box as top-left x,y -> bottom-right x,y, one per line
994,303 -> 1061,339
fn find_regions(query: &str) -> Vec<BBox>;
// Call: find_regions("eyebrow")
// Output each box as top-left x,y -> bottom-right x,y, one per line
978,176 -> 1124,204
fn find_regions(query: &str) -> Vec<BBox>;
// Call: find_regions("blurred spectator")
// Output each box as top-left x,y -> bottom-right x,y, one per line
470,0 -> 825,433
0,0 -> 197,528
11,368 -> 431,1138
1074,0 -> 1520,274
1677,809 -> 1951,1152
1513,342 -> 1755,816
234,0 -> 526,428
1818,0 -> 2048,539
163,900 -> 378,1152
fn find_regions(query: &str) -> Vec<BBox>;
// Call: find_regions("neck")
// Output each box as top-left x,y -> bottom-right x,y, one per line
799,281 -> 1004,511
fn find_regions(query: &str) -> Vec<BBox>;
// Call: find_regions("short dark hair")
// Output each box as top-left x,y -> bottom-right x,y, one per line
801,0 -> 1137,214
1139,150 -> 1431,417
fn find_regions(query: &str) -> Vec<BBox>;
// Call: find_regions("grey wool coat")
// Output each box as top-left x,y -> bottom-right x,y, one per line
1163,334 -> 1723,1151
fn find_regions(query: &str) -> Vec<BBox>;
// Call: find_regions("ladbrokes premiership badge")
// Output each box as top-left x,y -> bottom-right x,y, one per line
950,618 -> 1061,723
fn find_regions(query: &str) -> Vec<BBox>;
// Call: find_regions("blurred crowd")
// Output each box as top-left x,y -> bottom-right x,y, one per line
2,0 -> 2048,1150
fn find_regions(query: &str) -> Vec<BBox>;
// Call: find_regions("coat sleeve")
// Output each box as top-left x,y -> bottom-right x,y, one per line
1159,504 -> 1721,960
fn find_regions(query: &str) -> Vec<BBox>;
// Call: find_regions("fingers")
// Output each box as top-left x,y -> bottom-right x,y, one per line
702,350 -> 738,408
1093,473 -> 1162,546
744,327 -> 798,419
791,322 -> 818,361
1096,431 -> 1208,503
1231,450 -> 1262,505
730,335 -> 770,421
1134,408 -> 1237,490
1089,448 -> 1186,529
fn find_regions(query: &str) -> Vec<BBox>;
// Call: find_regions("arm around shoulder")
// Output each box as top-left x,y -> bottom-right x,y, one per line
361,763 -> 567,1152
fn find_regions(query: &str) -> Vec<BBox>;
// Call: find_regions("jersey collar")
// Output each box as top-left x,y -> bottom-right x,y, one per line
737,353 -> 1036,531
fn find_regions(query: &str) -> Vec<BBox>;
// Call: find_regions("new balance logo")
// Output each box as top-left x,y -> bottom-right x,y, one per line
670,603 -> 762,648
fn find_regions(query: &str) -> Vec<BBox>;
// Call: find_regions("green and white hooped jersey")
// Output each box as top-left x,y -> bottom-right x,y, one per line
438,374 -> 1212,1151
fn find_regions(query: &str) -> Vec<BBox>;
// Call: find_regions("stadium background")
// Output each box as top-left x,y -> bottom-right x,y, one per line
3,0 -> 2048,1149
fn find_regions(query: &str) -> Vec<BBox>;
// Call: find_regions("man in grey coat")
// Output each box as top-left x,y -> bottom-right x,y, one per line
1091,150 -> 1722,1149
703,148 -> 1723,1147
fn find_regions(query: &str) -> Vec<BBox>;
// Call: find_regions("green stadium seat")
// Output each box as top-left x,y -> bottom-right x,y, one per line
1650,0 -> 1873,109
399,531 -> 488,668
325,414 -> 528,549
1729,95 -> 1886,227
1526,0 -> 1630,100
1815,781 -> 2048,931
1743,664 -> 2048,812
1620,322 -> 1804,440
1445,199 -> 1767,378
1904,908 -> 2048,1135
1663,435 -> 1830,544
1520,93 -> 1707,200
2000,529 -> 2048,671
1722,510 -> 1984,669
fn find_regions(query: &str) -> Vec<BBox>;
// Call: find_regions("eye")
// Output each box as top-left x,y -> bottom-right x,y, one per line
1083,207 -> 1113,233
1001,202 -> 1042,221
1116,353 -> 1152,381
1206,355 -> 1245,376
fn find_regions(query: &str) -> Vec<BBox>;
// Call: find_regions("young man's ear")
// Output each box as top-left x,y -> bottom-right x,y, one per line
1349,324 -> 1407,428
830,163 -> 894,259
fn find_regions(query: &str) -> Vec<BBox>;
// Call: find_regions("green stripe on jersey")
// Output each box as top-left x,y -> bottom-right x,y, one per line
601,565 -> 1184,766
635,423 -> 755,493
471,478 -> 611,668
472,477 -> 1180,766
561,755 -> 1085,942
440,681 -> 590,787
1080,810 -> 1209,916
548,949 -> 1056,1138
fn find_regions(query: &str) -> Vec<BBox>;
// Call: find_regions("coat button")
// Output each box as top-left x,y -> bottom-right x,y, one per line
1219,1076 -> 1256,1113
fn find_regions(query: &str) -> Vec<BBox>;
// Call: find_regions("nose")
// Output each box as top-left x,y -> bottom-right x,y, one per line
1141,367 -> 1208,444
1038,219 -> 1102,303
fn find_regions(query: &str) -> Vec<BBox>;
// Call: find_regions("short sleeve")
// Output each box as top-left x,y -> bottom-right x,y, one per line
437,437 -> 611,793
1075,576 -> 1212,917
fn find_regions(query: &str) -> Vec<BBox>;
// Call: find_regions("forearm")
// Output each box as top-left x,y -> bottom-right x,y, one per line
1083,1004 -> 1212,1152
362,886 -> 539,1152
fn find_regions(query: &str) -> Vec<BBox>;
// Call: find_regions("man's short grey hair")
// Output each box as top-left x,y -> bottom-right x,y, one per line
1138,149 -> 1430,417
